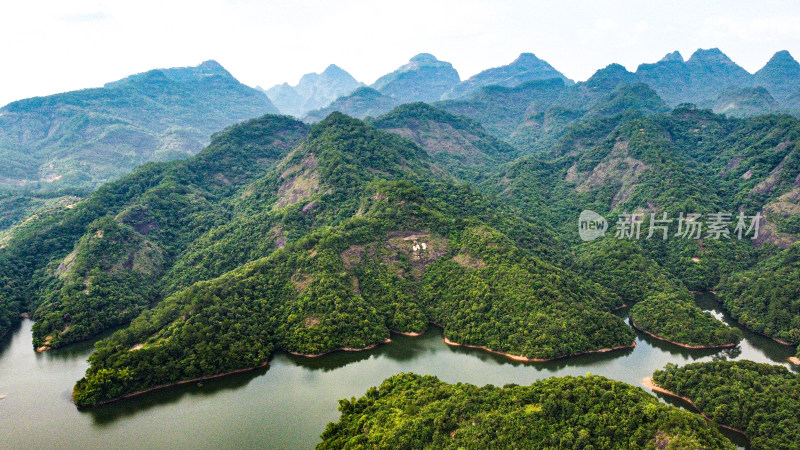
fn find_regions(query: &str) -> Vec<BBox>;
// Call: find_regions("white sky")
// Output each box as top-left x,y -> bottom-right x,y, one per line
2,0 -> 800,107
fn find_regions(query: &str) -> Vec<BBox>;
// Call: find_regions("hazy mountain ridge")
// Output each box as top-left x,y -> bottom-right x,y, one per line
265,64 -> 363,117
304,48 -> 800,128
442,52 -> 574,100
371,54 -> 461,104
0,60 -> 278,191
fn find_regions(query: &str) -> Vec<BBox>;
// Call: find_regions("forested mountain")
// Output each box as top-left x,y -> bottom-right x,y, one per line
754,50 -> 800,109
0,111 -> 642,405
265,64 -> 362,117
371,54 -> 460,104
303,49 -> 800,138
303,87 -> 398,123
635,48 -> 800,115
442,52 -> 574,100
717,241 -> 800,357
370,102 -> 518,182
318,373 -> 734,449
3,50 -> 800,450
0,114 -> 308,346
652,361 -> 800,449
0,60 -> 277,192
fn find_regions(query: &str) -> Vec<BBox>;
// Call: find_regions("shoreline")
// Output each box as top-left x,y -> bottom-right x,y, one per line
80,324 -> 638,407
699,295 -> 797,347
789,356 -> 800,366
284,338 -> 392,357
642,377 -> 751,443
390,329 -> 427,337
442,336 -> 636,362
85,339 -> 394,407
630,319 -> 739,350
86,361 -> 271,408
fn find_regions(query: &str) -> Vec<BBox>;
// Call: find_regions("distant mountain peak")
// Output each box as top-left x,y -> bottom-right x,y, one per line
266,65 -> 363,117
659,51 -> 684,63
761,50 -> 800,70
199,59 -> 224,70
754,50 -> 800,105
410,53 -> 439,63
513,53 -> 544,65
322,64 -> 349,76
371,54 -> 460,103
687,48 -> 736,66
442,52 -> 572,100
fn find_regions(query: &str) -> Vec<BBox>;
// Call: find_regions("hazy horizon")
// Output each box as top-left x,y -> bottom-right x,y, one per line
2,0 -> 800,106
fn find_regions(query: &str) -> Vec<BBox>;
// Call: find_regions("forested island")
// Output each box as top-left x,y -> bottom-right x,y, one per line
652,361 -> 800,450
317,373 -> 735,449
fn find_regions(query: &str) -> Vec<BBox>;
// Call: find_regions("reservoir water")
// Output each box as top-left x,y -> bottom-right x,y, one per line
1,293 -> 797,449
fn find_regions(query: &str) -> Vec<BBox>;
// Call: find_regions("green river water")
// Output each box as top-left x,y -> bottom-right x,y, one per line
0,293 -> 796,449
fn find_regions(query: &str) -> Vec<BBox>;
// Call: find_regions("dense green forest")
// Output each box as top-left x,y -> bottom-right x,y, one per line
574,239 -> 742,347
71,115 -> 635,406
1,62 -> 800,427
318,373 -> 734,449
652,361 -> 800,449
0,115 -> 309,345
716,241 -> 800,356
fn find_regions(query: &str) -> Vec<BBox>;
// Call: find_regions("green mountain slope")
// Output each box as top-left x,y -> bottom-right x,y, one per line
0,60 -> 278,191
716,241 -> 800,354
712,87 -> 780,118
10,113 -> 635,406
304,87 -> 398,123
318,373 -> 734,449
0,115 -> 308,344
652,361 -> 800,450
478,107 -> 800,346
369,102 -> 518,181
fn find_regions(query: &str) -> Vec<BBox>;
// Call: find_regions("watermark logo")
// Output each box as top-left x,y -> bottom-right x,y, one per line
578,210 -> 762,242
578,210 -> 608,242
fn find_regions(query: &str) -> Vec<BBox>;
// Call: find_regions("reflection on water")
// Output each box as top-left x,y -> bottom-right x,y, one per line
0,294 -> 796,449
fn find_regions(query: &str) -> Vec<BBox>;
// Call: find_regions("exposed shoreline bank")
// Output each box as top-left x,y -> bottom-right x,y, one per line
642,377 -> 751,442
285,338 -> 393,357
630,319 -> 739,349
441,336 -> 636,362
86,361 -> 271,408
81,323 -> 637,407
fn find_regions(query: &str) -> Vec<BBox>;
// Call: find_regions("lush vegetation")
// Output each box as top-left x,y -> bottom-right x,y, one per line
653,361 -> 800,449
69,114 -> 638,406
370,102 -> 518,182
630,293 -> 742,347
0,60 -> 277,195
318,373 -> 734,449
0,114 -> 308,348
716,242 -> 800,352
574,239 -> 742,347
2,63 -> 800,428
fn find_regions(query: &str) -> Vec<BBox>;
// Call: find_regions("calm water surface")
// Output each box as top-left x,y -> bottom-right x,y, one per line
0,293 -> 796,449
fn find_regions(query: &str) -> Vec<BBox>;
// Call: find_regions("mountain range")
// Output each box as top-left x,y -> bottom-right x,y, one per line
2,48 -> 800,447
302,48 -> 800,122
